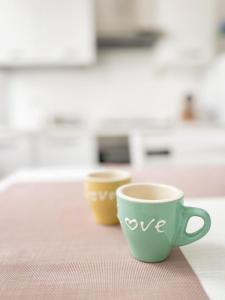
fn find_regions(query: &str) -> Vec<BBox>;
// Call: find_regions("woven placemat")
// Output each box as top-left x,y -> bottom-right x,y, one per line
0,182 -> 208,300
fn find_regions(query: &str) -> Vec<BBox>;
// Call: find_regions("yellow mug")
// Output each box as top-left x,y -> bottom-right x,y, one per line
85,169 -> 131,225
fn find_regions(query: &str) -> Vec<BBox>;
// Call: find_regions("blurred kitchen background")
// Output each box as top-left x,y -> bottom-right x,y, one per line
0,0 -> 225,177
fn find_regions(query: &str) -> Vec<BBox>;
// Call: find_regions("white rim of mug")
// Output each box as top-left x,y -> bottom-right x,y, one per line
86,169 -> 131,183
117,182 -> 184,203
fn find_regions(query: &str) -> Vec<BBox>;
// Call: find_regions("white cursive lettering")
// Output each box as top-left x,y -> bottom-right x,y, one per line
124,217 -> 167,233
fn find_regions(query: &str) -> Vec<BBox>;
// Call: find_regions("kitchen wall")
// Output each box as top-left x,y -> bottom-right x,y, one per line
6,48 -> 202,130
0,0 -> 220,130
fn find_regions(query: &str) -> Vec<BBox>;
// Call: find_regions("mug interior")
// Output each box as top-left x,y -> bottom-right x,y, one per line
87,170 -> 131,182
117,183 -> 183,203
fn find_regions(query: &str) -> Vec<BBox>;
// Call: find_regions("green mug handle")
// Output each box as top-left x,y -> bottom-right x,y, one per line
175,206 -> 211,246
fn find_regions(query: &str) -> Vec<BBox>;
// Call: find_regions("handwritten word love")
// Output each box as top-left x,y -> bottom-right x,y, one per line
124,217 -> 166,233
88,191 -> 115,202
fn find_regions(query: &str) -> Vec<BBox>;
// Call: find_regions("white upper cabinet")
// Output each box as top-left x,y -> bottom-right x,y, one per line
0,0 -> 96,66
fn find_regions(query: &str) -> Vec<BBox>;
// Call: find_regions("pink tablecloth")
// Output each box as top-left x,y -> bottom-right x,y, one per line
134,164 -> 225,197
0,182 -> 208,299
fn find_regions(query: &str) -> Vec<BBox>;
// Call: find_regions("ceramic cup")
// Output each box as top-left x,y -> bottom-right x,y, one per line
117,183 -> 211,262
85,170 -> 131,225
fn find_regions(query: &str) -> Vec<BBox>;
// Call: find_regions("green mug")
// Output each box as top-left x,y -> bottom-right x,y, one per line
117,183 -> 211,262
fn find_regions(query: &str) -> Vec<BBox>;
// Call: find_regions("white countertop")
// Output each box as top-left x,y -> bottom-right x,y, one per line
0,168 -> 225,299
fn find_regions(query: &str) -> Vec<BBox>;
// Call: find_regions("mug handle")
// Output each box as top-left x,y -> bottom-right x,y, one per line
175,206 -> 211,247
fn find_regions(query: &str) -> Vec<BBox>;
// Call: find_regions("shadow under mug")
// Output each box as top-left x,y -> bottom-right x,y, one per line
117,182 -> 211,262
85,169 -> 131,225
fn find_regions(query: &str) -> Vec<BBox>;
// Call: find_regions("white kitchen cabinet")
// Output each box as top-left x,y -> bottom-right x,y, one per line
0,0 -> 95,66
0,132 -> 32,176
154,0 -> 217,68
35,130 -> 97,167
129,129 -> 174,167
129,126 -> 225,167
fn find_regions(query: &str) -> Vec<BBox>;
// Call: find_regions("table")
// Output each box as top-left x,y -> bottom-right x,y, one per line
0,168 -> 225,299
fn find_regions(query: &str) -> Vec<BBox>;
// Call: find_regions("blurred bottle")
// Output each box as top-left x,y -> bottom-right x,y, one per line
181,94 -> 196,121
